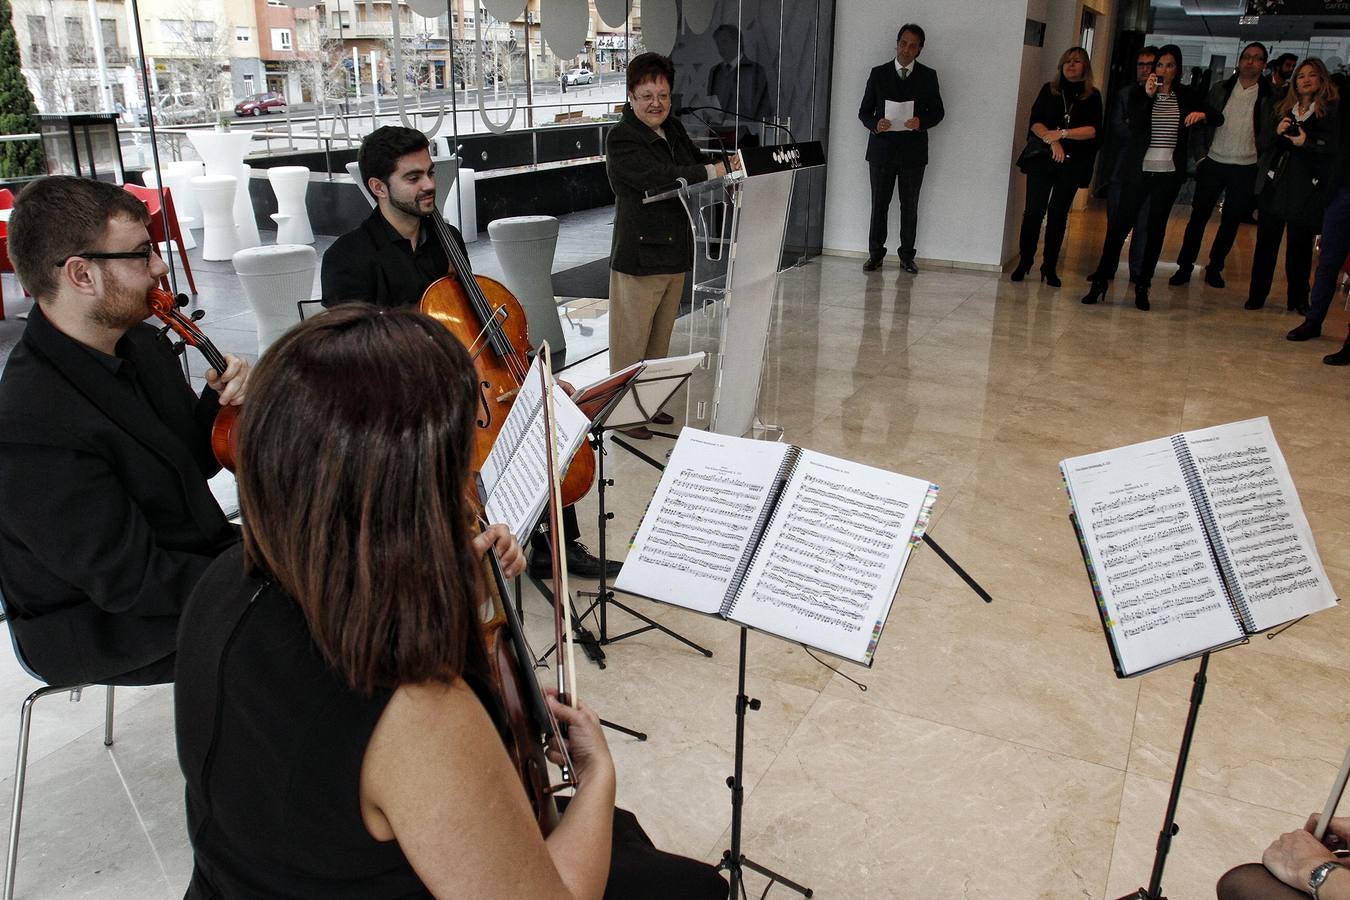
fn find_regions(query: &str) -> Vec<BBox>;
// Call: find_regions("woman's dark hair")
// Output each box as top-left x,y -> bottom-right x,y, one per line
358,125 -> 430,189
897,24 -> 925,46
1157,44 -> 1184,74
238,305 -> 488,695
626,52 -> 674,94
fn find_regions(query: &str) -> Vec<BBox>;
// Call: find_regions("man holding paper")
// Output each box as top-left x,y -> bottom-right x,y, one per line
858,23 -> 945,274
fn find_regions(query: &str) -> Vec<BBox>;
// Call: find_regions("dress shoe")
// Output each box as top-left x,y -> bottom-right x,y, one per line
899,258 -> 919,275
530,540 -> 622,580
1134,285 -> 1150,311
1243,297 -> 1266,310
1287,298 -> 1310,315
1167,265 -> 1193,286
1081,278 -> 1106,305
1009,264 -> 1031,282
862,255 -> 883,272
1287,320 -> 1322,342
1204,268 -> 1225,289
1325,332 -> 1350,366
651,411 -> 675,425
618,425 -> 653,440
1039,267 -> 1061,288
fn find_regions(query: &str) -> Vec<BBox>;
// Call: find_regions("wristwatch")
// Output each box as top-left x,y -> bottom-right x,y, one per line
1059,128 -> 1068,141
1310,860 -> 1344,898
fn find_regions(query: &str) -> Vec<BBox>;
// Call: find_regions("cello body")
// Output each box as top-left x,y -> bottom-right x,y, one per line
421,274 -> 596,506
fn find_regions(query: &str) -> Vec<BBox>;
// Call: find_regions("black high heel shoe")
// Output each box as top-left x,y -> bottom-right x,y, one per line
1135,285 -> 1151,311
1010,263 -> 1031,282
1040,268 -> 1061,288
1081,277 -> 1106,305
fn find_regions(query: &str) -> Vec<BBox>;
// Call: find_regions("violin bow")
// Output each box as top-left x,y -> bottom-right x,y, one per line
538,342 -> 579,709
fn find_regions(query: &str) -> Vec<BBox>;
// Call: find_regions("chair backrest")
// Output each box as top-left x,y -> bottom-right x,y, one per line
345,161 -> 376,209
0,189 -> 14,211
121,183 -> 163,218
0,585 -> 45,684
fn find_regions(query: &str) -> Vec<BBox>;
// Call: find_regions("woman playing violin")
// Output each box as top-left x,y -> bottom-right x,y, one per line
173,305 -> 726,898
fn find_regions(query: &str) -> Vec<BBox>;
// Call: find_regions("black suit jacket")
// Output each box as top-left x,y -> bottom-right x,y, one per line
858,59 -> 946,168
606,103 -> 714,276
0,304 -> 237,684
320,207 -> 469,308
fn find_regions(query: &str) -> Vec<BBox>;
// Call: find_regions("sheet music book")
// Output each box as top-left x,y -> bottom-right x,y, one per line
615,428 -> 939,665
572,352 -> 704,430
480,356 -> 592,543
1060,417 -> 1338,678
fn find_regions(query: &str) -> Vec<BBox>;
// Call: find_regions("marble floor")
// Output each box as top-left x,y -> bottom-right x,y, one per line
0,200 -> 1346,899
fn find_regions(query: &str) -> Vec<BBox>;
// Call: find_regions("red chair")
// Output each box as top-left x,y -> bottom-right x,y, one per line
1,188 -> 17,320
122,183 -> 197,295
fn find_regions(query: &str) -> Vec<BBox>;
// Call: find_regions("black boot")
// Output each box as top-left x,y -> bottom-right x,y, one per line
1287,319 -> 1322,341
1081,277 -> 1106,305
1039,268 -> 1062,287
1010,261 -> 1032,282
1135,284 -> 1150,311
1167,265 -> 1193,286
1325,328 -> 1350,366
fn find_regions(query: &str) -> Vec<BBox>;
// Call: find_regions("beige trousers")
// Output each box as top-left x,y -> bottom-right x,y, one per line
607,270 -> 686,373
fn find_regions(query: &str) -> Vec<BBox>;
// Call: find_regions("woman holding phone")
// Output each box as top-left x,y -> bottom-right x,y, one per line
1082,44 -> 1217,310
1244,58 -> 1340,313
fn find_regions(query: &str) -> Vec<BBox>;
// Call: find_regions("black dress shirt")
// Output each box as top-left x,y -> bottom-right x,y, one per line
320,207 -> 467,308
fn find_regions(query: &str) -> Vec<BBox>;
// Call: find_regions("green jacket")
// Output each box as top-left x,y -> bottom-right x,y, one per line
606,103 -> 714,276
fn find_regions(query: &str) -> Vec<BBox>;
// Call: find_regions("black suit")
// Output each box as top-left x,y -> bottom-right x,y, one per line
858,58 -> 945,261
320,207 -> 467,309
0,304 -> 237,685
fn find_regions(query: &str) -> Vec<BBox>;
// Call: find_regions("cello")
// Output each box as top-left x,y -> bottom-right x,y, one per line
147,288 -> 239,472
419,215 -> 596,506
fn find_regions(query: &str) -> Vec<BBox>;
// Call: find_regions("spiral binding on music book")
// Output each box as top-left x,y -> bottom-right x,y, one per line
1170,434 -> 1252,632
718,446 -> 803,617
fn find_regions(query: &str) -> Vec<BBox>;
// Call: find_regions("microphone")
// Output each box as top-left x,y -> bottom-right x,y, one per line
674,106 -> 733,172
674,104 -> 795,143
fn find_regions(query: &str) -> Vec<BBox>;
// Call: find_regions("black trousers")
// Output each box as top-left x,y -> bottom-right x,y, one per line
868,161 -> 925,261
1091,170 -> 1185,289
531,506 -> 583,555
1247,202 -> 1318,307
1018,168 -> 1080,273
1175,158 -> 1258,274
1216,863 -> 1305,899
553,799 -> 728,899
1107,170 -> 1151,280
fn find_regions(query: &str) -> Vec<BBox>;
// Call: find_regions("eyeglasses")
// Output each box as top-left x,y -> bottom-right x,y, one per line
57,247 -> 156,269
633,92 -> 670,105
1240,53 -> 1267,63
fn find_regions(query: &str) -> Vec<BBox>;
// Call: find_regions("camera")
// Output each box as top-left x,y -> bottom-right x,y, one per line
1284,117 -> 1302,138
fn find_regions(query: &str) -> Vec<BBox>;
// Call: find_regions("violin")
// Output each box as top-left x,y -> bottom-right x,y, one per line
147,288 -> 239,472
477,346 -> 581,833
418,216 -> 597,506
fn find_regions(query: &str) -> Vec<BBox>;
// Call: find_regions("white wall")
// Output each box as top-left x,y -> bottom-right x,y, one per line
822,0 -> 1032,268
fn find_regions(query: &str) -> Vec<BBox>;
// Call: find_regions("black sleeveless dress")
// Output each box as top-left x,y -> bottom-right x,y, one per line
174,544 -> 728,899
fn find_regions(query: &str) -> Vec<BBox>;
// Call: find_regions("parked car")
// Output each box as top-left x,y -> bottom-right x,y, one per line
235,92 -> 287,117
137,93 -> 210,126
563,67 -> 594,86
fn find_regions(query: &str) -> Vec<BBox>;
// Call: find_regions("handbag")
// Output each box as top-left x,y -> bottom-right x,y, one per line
1016,132 -> 1052,174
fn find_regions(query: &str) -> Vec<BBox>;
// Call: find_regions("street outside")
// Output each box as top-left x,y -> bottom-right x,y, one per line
120,74 -> 628,169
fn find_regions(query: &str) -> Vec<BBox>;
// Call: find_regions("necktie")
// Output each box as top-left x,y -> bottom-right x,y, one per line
901,67 -> 909,80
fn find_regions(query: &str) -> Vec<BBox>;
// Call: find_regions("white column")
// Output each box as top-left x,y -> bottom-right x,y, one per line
87,0 -> 114,112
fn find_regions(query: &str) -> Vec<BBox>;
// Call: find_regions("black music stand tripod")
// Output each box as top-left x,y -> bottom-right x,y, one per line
567,369 -> 712,663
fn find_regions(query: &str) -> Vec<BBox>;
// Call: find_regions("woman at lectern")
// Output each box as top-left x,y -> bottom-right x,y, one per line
605,52 -> 738,439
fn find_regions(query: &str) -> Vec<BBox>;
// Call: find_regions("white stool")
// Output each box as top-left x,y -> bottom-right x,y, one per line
345,161 -> 376,208
231,244 -> 316,354
487,215 -> 563,352
446,167 -> 478,243
267,166 -> 314,245
165,160 -> 205,227
234,165 -> 261,251
192,175 -> 239,261
139,169 -> 196,251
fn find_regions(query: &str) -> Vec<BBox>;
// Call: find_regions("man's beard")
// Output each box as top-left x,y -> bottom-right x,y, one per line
90,269 -> 149,331
389,189 -> 435,219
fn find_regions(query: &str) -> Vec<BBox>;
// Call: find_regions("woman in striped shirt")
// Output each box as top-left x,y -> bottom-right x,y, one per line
1083,45 -> 1217,310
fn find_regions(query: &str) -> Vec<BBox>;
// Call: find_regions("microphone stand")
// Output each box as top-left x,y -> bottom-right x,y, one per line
675,104 -> 795,144
675,106 -> 733,170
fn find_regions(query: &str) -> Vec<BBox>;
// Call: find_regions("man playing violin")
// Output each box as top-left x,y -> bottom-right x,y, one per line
0,176 -> 248,686
321,126 -> 617,582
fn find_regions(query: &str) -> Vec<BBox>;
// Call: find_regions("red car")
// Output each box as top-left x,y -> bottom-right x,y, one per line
234,92 -> 287,116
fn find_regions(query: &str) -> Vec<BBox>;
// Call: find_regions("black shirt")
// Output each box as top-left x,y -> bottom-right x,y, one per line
320,207 -> 466,308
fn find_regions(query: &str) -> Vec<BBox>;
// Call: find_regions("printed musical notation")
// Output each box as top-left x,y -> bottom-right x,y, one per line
636,466 -> 768,583
731,451 -> 933,662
